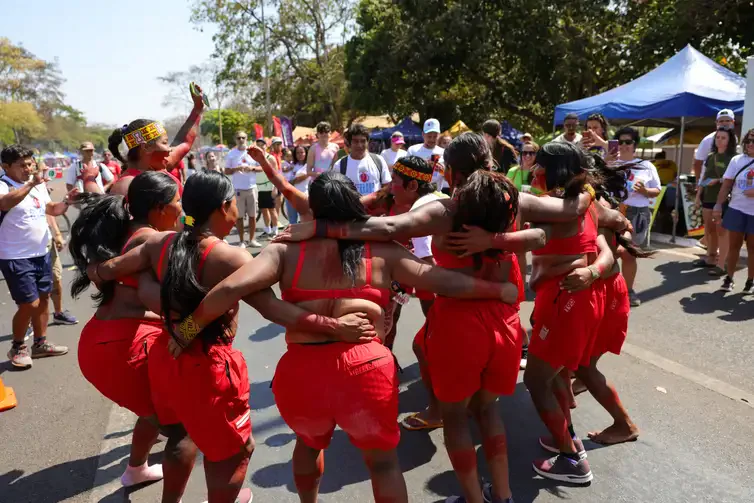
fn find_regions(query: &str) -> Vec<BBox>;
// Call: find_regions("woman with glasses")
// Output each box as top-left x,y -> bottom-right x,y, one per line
614,126 -> 662,307
694,128 -> 737,276
714,128 -> 754,294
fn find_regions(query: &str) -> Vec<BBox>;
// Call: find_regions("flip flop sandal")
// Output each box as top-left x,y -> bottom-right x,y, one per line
401,412 -> 443,431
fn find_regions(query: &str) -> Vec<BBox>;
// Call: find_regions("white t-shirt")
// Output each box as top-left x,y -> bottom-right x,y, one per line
287,163 -> 310,193
0,177 -> 52,260
409,191 -> 448,259
554,132 -> 583,144
225,148 -> 257,190
723,154 -> 754,215
407,144 -> 447,190
620,159 -> 662,208
694,131 -> 716,162
65,161 -> 114,192
335,154 -> 391,195
380,148 -> 407,168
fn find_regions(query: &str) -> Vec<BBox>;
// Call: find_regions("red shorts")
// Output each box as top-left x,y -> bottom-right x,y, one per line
272,341 -> 399,451
78,316 -> 163,418
148,332 -> 251,462
530,277 -> 606,371
424,297 -> 523,403
592,274 -> 629,357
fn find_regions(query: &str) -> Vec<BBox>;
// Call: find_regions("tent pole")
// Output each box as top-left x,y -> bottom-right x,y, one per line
671,116 -> 686,243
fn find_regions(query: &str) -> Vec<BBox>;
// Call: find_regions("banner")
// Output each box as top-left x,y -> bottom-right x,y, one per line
679,181 -> 704,237
272,116 -> 283,139
280,116 -> 294,148
253,123 -> 264,141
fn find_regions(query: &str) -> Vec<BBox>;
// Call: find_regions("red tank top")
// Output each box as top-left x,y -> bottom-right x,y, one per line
116,227 -> 154,288
281,242 -> 391,308
157,233 -> 221,281
532,203 -> 598,256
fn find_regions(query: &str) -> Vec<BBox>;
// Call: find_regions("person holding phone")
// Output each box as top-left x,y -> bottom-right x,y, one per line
580,113 -> 611,158
715,128 -> 754,294
614,126 -> 662,307
694,128 -> 737,275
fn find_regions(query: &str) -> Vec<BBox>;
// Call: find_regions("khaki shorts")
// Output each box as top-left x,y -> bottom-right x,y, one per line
236,187 -> 258,219
50,243 -> 62,294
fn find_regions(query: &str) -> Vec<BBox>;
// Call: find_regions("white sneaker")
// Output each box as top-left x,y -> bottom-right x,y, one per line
248,239 -> 262,248
237,242 -> 246,249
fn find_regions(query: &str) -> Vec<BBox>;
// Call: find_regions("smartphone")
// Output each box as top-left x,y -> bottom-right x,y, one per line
608,139 -> 619,156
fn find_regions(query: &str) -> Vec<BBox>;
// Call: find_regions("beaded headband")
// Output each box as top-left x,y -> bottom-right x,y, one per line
123,122 -> 167,149
393,160 -> 432,183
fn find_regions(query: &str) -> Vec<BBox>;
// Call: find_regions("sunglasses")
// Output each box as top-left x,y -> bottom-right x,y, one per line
522,151 -> 536,157
743,138 -> 754,145
237,136 -> 247,140
619,139 -> 635,145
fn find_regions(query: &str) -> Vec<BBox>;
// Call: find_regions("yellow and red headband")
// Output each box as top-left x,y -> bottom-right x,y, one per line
393,160 -> 432,183
123,122 -> 167,149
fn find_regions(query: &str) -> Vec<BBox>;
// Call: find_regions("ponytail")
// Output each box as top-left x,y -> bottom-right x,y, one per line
69,193 -> 131,305
107,128 -> 127,164
160,171 -> 235,348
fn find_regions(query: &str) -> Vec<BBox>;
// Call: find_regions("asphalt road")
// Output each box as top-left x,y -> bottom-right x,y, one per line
1,207 -> 753,502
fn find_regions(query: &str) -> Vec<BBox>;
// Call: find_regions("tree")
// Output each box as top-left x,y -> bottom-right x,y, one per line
200,109 -> 255,144
0,102 -> 45,144
190,0 -> 355,129
346,0 -> 752,134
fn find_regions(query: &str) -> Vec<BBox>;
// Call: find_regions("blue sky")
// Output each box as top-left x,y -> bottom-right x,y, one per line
4,0 -> 217,126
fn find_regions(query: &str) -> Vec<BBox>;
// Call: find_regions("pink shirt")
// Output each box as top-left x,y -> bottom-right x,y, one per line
312,142 -> 339,174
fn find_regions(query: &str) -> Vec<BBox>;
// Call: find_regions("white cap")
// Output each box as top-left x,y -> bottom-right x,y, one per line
271,136 -> 283,144
423,118 -> 441,134
717,109 -> 735,120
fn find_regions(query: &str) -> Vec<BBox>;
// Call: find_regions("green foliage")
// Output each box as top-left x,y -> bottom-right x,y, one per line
201,109 -> 255,144
346,0 -> 752,134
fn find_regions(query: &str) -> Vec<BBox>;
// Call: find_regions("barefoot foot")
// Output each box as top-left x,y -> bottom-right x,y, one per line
587,423 -> 639,445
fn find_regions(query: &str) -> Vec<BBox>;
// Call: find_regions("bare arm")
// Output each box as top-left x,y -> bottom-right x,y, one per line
387,244 -> 518,303
596,204 -> 630,233
693,159 -> 703,180
89,232 -> 171,282
519,191 -> 591,223
306,146 -> 316,176
249,146 -> 311,217
715,179 -> 735,208
331,199 -> 455,241
0,179 -> 36,212
166,86 -> 204,169
445,226 -> 547,257
560,234 -> 614,292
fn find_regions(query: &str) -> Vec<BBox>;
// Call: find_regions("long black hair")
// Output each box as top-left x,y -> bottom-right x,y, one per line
308,172 -> 370,283
443,132 -> 493,188
535,141 -> 595,198
160,170 -> 235,346
108,119 -> 156,164
453,170 -> 519,269
70,171 -> 178,305
589,155 -> 654,259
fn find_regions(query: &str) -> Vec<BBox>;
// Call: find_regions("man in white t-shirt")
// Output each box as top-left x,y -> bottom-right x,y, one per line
554,113 -> 583,145
407,118 -> 448,192
335,124 -> 391,195
693,109 -> 736,180
380,131 -> 408,169
225,131 -> 262,248
0,145 -> 74,369
615,126 -> 662,307
65,142 -> 114,193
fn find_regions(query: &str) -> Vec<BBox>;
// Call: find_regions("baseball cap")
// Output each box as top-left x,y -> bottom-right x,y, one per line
521,132 -> 533,140
255,137 -> 267,145
423,118 -> 441,134
391,132 -> 405,145
716,109 -> 735,120
79,141 -> 95,151
271,136 -> 283,145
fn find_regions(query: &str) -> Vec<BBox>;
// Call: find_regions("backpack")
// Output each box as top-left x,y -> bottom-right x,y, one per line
339,153 -> 384,184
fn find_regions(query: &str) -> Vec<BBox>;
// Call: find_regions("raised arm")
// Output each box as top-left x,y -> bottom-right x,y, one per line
387,244 -> 518,303
519,191 -> 593,223
248,146 -> 311,217
166,84 -> 205,169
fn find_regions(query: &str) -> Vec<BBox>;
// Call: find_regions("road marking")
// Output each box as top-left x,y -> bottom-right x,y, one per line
88,405 -> 136,502
622,342 -> 754,409
656,248 -> 700,260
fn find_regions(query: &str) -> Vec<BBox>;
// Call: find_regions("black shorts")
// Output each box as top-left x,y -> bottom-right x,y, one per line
702,201 -> 728,215
258,191 -> 275,209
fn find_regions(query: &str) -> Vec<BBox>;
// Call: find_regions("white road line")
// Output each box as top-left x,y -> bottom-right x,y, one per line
656,248 -> 700,260
622,342 -> 754,409
88,405 -> 136,502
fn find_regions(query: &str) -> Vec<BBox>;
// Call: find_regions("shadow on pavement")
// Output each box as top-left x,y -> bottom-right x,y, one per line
249,322 -> 284,342
634,260 -> 719,306
250,379 -> 277,411
0,443 -> 161,503
680,291 -> 754,321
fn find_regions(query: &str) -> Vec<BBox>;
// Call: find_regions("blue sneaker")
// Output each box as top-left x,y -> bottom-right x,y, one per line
483,483 -> 514,503
53,310 -> 78,325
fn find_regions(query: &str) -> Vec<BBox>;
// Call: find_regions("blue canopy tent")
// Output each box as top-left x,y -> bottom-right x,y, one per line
554,45 -> 746,240
369,116 -> 423,146
554,45 -> 745,127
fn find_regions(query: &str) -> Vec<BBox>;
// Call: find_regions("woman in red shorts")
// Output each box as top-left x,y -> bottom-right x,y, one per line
171,171 -> 520,503
107,83 -> 205,198
86,171 -> 377,503
521,142 -> 618,485
69,172 -> 192,499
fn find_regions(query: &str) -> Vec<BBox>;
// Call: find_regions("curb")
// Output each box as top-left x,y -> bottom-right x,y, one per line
650,232 -> 748,259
